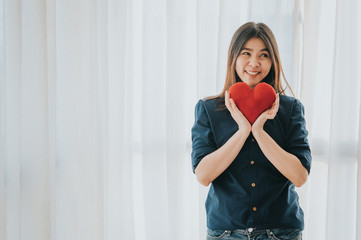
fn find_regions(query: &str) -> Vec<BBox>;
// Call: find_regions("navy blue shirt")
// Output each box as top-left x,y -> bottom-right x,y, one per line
191,95 -> 311,231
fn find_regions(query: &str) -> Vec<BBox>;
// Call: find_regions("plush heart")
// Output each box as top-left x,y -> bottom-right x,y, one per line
228,82 -> 276,124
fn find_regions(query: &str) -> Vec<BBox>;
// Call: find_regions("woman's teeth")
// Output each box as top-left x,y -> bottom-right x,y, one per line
246,70 -> 259,75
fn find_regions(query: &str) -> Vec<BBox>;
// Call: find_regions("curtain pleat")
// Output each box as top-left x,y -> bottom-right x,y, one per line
55,1 -> 104,239
20,0 -> 50,238
3,0 -> 22,239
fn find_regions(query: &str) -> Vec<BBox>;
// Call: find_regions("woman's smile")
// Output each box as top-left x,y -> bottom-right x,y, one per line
245,70 -> 261,76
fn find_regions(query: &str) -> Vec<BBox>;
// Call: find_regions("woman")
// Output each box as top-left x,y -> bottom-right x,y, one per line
191,22 -> 311,240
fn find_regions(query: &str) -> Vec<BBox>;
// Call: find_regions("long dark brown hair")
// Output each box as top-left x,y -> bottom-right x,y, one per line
209,22 -> 293,107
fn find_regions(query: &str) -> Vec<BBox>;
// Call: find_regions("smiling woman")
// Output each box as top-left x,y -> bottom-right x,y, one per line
191,22 -> 310,240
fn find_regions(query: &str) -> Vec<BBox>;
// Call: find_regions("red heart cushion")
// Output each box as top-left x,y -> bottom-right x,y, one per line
228,82 -> 276,124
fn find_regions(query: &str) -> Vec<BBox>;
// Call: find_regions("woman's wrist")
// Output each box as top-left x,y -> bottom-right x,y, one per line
252,116 -> 267,134
252,127 -> 265,139
238,126 -> 251,138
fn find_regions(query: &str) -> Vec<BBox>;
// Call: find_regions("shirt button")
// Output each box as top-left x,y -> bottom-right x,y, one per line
251,138 -> 255,142
251,183 -> 256,187
253,207 -> 257,212
250,161 -> 255,165
248,228 -> 254,233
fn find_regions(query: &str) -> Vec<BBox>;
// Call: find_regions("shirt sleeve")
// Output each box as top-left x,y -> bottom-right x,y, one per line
285,99 -> 312,174
191,100 -> 217,173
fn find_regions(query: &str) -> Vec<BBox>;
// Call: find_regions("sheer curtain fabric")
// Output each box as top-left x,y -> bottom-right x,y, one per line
0,0 -> 360,240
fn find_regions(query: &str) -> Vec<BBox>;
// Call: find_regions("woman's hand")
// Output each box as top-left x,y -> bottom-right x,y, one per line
225,91 -> 251,135
252,94 -> 279,134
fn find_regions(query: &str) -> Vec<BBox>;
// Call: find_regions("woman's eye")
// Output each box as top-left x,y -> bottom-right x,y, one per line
260,53 -> 269,58
241,52 -> 250,56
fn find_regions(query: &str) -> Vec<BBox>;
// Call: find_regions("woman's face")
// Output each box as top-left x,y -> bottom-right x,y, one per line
235,37 -> 272,89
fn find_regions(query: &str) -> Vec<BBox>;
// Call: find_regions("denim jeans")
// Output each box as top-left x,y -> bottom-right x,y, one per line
206,228 -> 302,240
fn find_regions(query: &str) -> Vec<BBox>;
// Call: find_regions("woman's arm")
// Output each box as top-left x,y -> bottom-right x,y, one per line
252,95 -> 308,187
195,92 -> 251,186
252,130 -> 308,187
195,129 -> 249,186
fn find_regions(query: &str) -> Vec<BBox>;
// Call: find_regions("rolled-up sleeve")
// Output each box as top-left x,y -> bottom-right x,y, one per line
191,100 -> 217,173
285,99 -> 312,174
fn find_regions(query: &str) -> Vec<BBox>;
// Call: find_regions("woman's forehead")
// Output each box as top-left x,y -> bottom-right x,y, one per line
242,38 -> 269,51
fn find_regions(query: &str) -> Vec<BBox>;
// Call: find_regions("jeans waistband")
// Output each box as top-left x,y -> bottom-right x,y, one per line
207,227 -> 302,239
232,228 -> 266,235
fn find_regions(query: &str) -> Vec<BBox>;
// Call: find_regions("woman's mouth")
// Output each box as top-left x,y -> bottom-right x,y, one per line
245,70 -> 260,76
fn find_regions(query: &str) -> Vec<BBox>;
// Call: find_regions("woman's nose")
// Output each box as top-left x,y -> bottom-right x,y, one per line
248,57 -> 260,67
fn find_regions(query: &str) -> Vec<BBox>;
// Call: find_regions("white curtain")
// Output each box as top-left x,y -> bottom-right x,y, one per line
0,0 -> 360,240
301,0 -> 361,239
